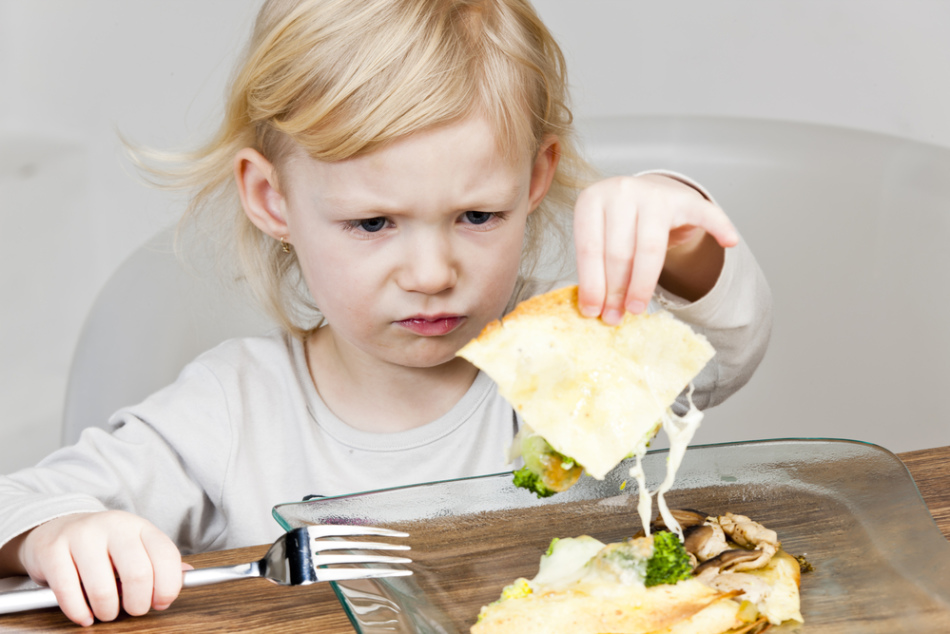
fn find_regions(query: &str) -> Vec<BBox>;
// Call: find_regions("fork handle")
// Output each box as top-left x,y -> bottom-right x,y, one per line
182,562 -> 260,587
0,585 -> 58,614
0,563 -> 261,615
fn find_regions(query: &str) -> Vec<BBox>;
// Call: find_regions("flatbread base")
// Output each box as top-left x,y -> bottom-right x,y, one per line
472,578 -> 740,634
457,285 -> 714,479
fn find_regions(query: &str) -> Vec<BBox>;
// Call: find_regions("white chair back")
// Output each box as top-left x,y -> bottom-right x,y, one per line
61,227 -> 274,445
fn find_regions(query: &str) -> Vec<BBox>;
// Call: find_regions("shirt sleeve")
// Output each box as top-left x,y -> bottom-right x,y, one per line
0,361 -> 234,556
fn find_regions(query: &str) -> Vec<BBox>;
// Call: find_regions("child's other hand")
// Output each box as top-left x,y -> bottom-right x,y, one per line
16,511 -> 184,626
573,173 -> 739,324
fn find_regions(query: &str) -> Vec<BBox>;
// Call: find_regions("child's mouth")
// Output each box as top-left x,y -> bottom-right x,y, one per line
397,316 -> 465,336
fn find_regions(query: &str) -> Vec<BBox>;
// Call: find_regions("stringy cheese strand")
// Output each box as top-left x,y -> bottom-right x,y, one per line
630,385 -> 703,540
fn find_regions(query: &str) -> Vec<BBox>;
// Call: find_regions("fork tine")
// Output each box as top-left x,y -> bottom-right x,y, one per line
312,554 -> 412,566
291,526 -> 414,586
315,568 -> 414,582
310,540 -> 410,552
305,525 -> 409,539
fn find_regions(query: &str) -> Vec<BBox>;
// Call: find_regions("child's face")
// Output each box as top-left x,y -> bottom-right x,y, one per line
276,116 -> 557,369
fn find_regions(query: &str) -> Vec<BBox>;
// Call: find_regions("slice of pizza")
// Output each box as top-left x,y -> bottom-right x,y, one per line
471,511 -> 805,634
457,285 -> 715,484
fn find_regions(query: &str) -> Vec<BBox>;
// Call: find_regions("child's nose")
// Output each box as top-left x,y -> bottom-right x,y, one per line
397,234 -> 458,294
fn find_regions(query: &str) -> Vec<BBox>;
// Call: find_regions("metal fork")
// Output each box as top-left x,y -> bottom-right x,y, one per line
0,525 -> 412,615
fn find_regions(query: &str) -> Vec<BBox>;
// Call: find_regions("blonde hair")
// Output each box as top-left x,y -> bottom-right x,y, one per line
141,0 -> 594,337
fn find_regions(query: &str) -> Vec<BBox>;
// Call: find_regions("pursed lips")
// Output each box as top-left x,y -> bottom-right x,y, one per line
395,314 -> 466,336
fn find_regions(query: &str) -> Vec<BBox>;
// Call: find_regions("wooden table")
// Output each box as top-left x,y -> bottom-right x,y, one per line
1,446 -> 947,632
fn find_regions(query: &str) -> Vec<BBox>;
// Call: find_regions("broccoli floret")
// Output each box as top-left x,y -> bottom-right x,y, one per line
513,431 -> 584,498
644,531 -> 693,587
512,466 -> 557,497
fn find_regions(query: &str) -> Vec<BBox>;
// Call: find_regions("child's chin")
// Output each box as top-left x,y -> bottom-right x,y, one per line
396,345 -> 467,370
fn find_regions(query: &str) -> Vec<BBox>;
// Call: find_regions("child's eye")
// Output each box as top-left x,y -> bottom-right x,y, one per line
463,211 -> 495,225
354,217 -> 388,233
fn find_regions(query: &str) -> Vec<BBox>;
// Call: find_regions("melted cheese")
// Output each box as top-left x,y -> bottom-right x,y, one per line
649,387 -> 705,538
530,536 -> 606,589
630,451 -> 652,535
745,550 -> 804,624
627,387 -> 704,538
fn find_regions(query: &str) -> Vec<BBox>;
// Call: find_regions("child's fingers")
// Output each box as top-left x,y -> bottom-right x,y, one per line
671,197 -> 737,251
573,188 -> 608,317
141,527 -> 184,611
70,539 -> 121,624
40,547 -> 96,627
574,174 -> 740,322
19,511 -> 181,625
108,532 -> 156,617
625,213 -> 670,314
697,206 -> 737,249
599,195 -> 639,324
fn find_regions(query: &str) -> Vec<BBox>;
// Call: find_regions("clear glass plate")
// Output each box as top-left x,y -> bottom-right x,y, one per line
272,438 -> 950,633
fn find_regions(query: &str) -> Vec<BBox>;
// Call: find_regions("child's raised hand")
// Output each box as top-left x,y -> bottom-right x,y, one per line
573,173 -> 739,324
14,511 -> 184,626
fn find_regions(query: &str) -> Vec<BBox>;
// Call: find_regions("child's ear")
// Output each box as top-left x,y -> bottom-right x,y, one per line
527,135 -> 561,213
234,148 -> 289,239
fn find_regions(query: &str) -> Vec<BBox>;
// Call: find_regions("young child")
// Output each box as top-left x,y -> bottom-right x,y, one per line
0,0 -> 771,627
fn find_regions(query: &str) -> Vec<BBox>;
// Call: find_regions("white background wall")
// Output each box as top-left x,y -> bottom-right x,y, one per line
1,0 -> 949,472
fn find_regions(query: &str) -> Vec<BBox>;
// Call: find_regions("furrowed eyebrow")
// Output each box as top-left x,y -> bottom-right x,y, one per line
317,195 -> 399,217
312,174 -> 527,217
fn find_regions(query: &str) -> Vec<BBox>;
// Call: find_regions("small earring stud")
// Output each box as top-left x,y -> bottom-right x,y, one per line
280,236 -> 292,254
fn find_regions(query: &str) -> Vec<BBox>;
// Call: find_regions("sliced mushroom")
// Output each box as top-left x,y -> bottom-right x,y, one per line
683,523 -> 729,562
715,513 -> 779,570
650,508 -> 708,533
683,525 -> 714,553
717,513 -> 780,551
694,548 -> 764,575
730,549 -> 774,571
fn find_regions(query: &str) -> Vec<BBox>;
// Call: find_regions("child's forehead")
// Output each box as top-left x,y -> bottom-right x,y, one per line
286,113 -> 535,170
277,115 -> 535,205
